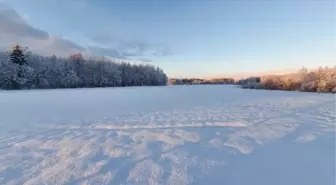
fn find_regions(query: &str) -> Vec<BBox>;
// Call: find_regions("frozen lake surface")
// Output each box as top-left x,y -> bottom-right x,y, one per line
0,85 -> 335,185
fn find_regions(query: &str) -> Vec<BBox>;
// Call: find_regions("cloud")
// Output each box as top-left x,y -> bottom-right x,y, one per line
0,4 -> 86,56
90,35 -> 174,58
139,58 -> 152,63
0,4 -> 174,61
21,14 -> 30,22
0,8 -> 49,40
154,46 -> 175,57
87,46 -> 125,59
50,37 -> 86,51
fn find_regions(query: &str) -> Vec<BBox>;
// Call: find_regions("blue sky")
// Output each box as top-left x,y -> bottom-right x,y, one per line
0,0 -> 335,78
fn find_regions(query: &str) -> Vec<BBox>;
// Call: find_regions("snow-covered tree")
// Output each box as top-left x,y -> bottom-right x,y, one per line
10,44 -> 27,66
0,45 -> 35,89
0,45 -> 168,90
238,66 -> 336,93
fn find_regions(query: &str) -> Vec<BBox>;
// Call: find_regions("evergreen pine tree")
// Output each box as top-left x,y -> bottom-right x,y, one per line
10,44 -> 27,66
5,44 -> 30,89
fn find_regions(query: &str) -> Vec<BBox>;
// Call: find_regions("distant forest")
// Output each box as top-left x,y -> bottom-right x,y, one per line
238,67 -> 336,93
0,44 -> 168,90
169,78 -> 235,85
169,66 -> 336,93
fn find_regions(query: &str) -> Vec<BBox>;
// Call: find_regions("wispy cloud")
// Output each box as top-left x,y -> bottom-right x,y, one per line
0,4 -> 174,61
89,34 -> 175,59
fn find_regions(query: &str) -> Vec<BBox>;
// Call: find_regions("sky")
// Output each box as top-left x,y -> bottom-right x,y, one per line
0,0 -> 335,78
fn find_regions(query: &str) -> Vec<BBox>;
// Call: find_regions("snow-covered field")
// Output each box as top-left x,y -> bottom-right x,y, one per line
0,85 -> 335,185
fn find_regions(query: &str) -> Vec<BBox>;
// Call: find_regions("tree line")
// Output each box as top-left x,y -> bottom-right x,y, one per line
169,78 -> 235,85
0,44 -> 168,90
238,67 -> 336,93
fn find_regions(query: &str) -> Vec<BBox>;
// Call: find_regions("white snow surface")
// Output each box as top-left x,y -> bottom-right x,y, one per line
0,85 -> 335,185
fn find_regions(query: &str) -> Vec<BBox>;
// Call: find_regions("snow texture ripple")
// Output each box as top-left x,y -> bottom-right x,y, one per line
0,85 -> 335,185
